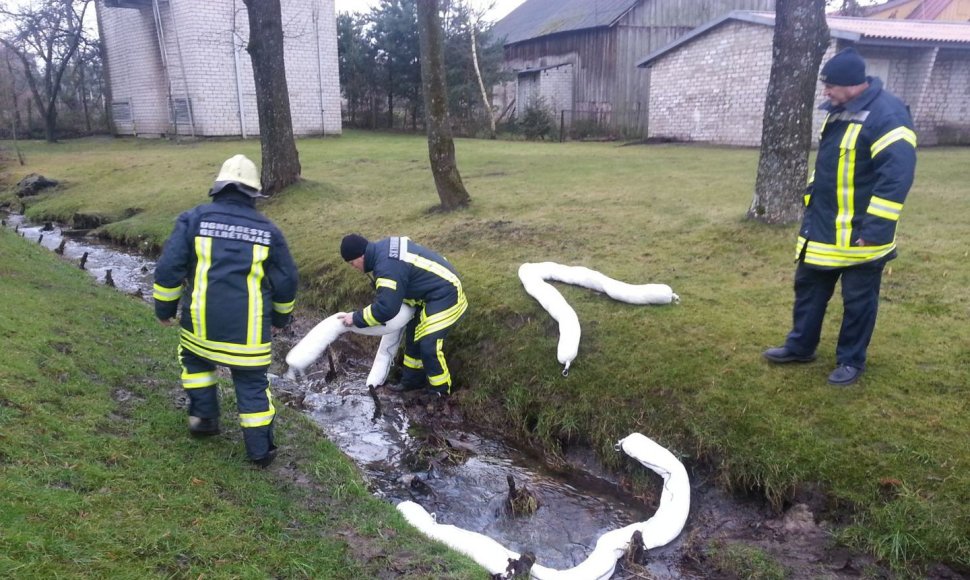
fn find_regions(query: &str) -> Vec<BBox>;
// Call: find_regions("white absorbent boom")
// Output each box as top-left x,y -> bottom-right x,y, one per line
397,432 -> 690,579
518,262 -> 679,375
284,305 -> 415,387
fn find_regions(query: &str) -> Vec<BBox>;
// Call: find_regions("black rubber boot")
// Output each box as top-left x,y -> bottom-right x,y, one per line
188,416 -> 220,437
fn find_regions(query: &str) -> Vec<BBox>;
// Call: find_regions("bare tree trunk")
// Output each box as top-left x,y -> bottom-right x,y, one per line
79,60 -> 91,133
416,0 -> 470,210
243,0 -> 301,194
748,0 -> 829,224
387,84 -> 394,128
4,54 -> 22,135
469,17 -> 495,139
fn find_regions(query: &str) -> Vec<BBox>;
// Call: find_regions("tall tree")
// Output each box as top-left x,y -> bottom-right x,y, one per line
416,0 -> 470,210
370,0 -> 421,129
337,13 -> 377,127
0,0 -> 91,142
242,0 -> 301,195
748,0 -> 829,224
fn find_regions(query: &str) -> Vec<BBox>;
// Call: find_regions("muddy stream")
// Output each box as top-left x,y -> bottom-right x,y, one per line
5,211 -> 894,579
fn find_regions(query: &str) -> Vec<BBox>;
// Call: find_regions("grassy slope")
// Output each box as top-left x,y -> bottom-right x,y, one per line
4,132 -> 969,573
0,228 -> 483,577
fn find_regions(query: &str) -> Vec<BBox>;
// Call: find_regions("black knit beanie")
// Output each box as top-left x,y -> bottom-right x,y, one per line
340,234 -> 369,262
820,47 -> 867,87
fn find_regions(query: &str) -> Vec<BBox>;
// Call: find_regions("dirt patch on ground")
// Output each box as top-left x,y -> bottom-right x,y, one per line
425,218 -> 560,252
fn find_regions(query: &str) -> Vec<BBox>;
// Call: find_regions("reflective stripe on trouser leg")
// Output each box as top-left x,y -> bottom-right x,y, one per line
400,314 -> 426,389
178,345 -> 220,420
231,366 -> 275,460
836,259 -> 885,368
419,327 -> 455,394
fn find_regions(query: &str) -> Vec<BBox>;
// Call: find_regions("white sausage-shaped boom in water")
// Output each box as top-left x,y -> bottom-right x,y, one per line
284,305 -> 415,387
397,432 -> 690,579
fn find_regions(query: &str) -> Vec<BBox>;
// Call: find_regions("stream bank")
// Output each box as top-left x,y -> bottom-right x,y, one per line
3,211 -> 908,579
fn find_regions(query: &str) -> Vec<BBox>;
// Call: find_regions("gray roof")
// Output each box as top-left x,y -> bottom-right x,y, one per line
637,10 -> 970,68
490,0 -> 640,46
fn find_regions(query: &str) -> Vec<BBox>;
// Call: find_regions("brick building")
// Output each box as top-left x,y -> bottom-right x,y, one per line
490,0 -> 776,134
638,11 -> 970,146
96,0 -> 341,138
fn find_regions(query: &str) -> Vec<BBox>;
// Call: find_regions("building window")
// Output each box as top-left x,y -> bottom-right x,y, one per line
111,100 -> 132,123
170,97 -> 193,125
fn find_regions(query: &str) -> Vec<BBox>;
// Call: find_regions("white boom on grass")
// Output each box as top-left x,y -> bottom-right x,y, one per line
397,432 -> 690,579
517,262 -> 679,375
284,305 -> 415,387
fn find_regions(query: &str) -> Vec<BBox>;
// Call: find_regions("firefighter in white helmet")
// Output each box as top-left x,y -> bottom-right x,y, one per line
154,154 -> 299,467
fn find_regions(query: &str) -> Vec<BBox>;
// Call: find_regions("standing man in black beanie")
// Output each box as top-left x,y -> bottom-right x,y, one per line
339,234 -> 467,395
154,154 -> 299,467
763,47 -> 917,386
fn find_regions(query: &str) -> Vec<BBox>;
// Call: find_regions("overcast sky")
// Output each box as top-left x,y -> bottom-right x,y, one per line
334,0 -> 527,23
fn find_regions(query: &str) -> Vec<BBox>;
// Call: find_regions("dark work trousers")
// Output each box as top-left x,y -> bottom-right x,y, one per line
400,301 -> 464,394
784,259 -> 886,369
178,347 -> 276,460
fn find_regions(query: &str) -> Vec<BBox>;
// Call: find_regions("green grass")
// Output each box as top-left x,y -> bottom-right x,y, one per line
705,541 -> 789,579
3,131 -> 969,574
0,228 -> 484,577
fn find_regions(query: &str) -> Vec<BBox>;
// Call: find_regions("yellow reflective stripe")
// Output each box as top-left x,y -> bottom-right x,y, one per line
803,193 -> 811,207
180,371 -> 217,389
403,298 -> 423,307
273,300 -> 295,314
405,254 -> 460,286
836,124 -> 862,248
807,169 -> 815,185
191,237 -> 212,338
867,196 -> 903,221
414,292 -> 468,341
871,126 -> 917,157
180,329 -> 271,354
153,283 -> 181,301
247,245 -> 269,345
179,329 -> 271,367
803,240 -> 896,267
375,277 -> 398,290
427,339 -> 451,388
180,341 -> 272,367
403,354 -> 423,369
240,389 -> 275,428
177,351 -> 218,389
793,236 -> 808,261
362,305 -> 379,327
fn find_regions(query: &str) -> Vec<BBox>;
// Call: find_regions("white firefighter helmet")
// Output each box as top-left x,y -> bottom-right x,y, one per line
210,154 -> 263,197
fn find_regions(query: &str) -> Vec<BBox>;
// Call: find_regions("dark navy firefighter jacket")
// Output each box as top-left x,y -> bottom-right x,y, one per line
351,237 -> 467,341
154,190 -> 299,367
797,77 -> 917,269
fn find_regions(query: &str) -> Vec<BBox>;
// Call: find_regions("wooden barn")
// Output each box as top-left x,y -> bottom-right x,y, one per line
489,0 -> 775,135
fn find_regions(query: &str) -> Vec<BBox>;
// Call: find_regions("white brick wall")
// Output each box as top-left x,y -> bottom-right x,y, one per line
516,64 -> 574,116
647,20 -> 970,146
97,0 -> 342,138
648,22 -> 776,146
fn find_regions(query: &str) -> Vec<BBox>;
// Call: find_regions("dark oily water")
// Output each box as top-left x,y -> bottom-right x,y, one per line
294,369 -> 686,575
